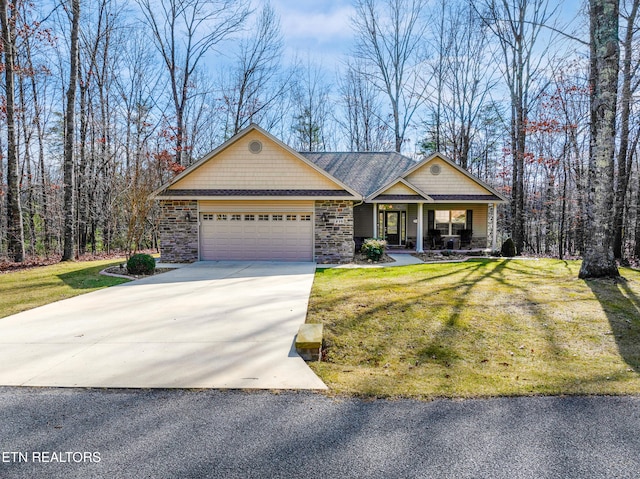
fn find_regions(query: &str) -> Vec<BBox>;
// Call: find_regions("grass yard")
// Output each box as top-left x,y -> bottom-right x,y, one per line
0,259 -> 130,319
307,258 -> 640,399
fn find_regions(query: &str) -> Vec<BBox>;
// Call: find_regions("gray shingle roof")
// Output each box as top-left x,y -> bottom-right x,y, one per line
300,152 -> 417,197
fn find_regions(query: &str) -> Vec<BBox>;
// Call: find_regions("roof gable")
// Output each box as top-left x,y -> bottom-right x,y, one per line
155,125 -> 359,198
367,178 -> 433,202
403,153 -> 507,200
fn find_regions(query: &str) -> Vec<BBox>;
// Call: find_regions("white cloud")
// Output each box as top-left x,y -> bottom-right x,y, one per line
271,0 -> 355,47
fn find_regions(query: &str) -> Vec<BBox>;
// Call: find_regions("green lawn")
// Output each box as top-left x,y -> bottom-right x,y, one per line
307,259 -> 640,399
0,259 -> 130,319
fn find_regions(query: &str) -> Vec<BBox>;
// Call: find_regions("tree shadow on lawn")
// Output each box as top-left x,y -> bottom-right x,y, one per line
57,263 -> 128,290
316,259 -> 519,368
585,274 -> 640,373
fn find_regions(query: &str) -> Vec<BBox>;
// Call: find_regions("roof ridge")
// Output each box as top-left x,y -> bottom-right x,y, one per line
299,151 -> 408,155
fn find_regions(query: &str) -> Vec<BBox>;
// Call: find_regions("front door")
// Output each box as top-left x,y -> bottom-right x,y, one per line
385,211 -> 400,245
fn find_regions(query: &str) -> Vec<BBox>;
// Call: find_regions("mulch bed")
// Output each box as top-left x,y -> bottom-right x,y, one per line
102,265 -> 174,280
412,252 -> 472,262
352,253 -> 395,265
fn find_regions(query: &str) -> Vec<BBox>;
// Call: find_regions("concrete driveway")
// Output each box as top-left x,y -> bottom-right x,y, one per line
0,262 -> 326,390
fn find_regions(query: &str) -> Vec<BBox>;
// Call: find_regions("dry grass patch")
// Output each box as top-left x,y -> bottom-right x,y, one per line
307,259 -> 640,398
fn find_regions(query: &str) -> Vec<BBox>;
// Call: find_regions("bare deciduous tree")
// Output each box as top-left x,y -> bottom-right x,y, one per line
351,0 -> 428,153
137,0 -> 250,165
221,2 -> 287,138
291,62 -> 332,152
1,0 -> 25,262
612,0 -> 640,261
337,60 -> 393,152
437,1 -> 497,169
579,0 -> 620,278
478,0 -> 558,254
61,0 -> 80,261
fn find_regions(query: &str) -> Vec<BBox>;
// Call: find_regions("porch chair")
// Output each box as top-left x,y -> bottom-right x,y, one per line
427,229 -> 444,249
459,229 -> 473,249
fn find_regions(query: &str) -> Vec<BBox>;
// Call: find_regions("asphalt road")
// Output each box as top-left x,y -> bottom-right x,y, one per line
1,388 -> 639,478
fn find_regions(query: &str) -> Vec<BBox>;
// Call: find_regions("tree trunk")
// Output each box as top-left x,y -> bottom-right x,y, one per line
579,0 -> 620,279
1,0 -> 25,262
62,0 -> 80,261
612,0 -> 639,260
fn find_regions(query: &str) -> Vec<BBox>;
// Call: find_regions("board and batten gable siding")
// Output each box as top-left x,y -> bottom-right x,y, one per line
168,130 -> 342,191
406,160 -> 490,195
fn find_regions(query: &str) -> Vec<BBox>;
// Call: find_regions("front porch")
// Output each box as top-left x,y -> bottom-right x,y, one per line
353,202 -> 499,254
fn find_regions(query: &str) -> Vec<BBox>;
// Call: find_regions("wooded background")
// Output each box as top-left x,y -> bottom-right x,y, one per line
0,0 -> 637,265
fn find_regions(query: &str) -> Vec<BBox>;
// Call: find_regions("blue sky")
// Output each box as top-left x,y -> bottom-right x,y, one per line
269,0 -> 356,67
265,0 -> 588,71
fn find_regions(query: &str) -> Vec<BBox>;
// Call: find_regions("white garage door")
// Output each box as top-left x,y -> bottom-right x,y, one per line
200,212 -> 314,261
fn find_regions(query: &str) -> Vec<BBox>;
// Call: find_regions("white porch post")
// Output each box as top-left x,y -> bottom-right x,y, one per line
417,202 -> 424,253
373,202 -> 378,238
492,203 -> 498,250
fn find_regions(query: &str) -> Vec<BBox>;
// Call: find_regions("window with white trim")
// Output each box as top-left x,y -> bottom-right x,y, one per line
300,214 -> 311,221
286,214 -> 297,221
258,214 -> 269,221
244,214 -> 255,221
231,214 -> 241,221
216,214 -> 227,221
272,214 -> 283,221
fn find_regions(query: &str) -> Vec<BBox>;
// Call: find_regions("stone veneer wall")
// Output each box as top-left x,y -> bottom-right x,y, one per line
470,236 -> 487,249
158,200 -> 199,262
315,200 -> 355,264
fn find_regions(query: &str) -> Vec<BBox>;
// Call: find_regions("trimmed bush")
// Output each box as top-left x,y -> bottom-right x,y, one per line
501,238 -> 517,257
361,238 -> 387,261
127,253 -> 156,275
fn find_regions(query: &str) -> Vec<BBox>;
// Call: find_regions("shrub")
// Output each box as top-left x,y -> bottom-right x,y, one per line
501,238 -> 517,257
127,253 -> 156,275
361,238 -> 387,261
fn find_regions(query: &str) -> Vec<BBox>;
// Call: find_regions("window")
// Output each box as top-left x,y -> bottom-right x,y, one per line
435,210 -> 466,235
272,214 -> 283,221
286,214 -> 297,221
202,214 -> 214,221
231,214 -> 241,221
244,214 -> 255,221
258,214 -> 269,221
216,214 -> 227,221
300,214 -> 311,221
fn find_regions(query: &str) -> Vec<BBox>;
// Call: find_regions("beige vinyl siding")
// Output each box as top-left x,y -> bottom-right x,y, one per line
380,182 -> 419,195
406,160 -> 491,195
199,200 -> 314,213
169,130 -> 342,191
354,203 -> 373,237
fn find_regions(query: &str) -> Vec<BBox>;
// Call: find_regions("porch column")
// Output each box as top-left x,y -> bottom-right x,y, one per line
373,202 -> 378,238
492,203 -> 498,250
416,202 -> 424,253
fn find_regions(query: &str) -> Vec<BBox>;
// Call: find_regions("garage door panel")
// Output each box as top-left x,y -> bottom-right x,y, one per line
200,211 -> 313,261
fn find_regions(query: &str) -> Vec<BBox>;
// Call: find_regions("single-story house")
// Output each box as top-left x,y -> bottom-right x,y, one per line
153,124 -> 507,263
